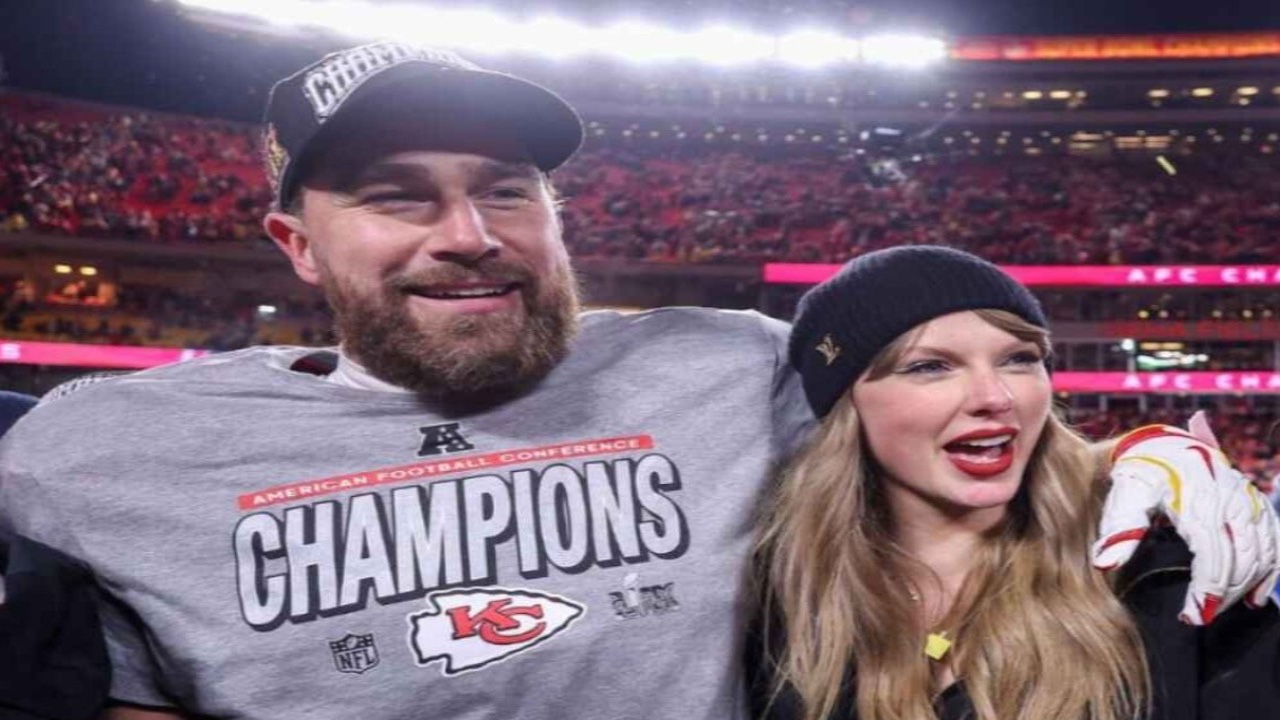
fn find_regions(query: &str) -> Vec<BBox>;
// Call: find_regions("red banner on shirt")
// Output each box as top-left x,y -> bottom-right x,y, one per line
237,435 -> 657,510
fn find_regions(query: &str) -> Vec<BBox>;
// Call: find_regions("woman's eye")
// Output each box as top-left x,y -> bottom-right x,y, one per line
899,360 -> 950,375
1005,351 -> 1044,367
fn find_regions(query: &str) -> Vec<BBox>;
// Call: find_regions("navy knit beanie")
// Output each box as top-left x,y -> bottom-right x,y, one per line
789,245 -> 1047,419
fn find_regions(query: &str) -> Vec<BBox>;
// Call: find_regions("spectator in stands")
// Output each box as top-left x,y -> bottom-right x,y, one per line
4,92 -> 1280,266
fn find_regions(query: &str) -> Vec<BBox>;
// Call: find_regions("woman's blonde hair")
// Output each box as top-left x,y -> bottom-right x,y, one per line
757,309 -> 1149,720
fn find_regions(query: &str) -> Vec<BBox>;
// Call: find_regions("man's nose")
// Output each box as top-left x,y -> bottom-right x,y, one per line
427,200 -> 500,264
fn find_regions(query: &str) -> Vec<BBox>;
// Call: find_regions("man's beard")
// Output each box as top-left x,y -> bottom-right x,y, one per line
321,258 -> 580,405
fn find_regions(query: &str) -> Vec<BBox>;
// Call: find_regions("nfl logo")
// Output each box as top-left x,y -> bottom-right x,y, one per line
329,633 -> 380,674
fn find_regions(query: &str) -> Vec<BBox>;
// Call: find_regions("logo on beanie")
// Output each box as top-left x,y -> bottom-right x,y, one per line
816,334 -> 842,366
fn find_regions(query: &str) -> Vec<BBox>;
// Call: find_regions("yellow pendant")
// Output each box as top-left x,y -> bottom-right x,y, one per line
925,632 -> 952,660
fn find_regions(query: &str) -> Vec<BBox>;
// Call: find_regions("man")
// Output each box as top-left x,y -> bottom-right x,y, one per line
0,391 -> 110,720
0,43 -> 1275,719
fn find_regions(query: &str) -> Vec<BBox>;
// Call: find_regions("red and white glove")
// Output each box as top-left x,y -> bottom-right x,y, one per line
1093,411 -> 1280,625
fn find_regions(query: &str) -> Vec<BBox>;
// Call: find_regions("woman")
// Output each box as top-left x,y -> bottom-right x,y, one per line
750,245 -> 1280,720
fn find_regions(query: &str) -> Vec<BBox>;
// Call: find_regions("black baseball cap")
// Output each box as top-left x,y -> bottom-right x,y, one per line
263,42 -> 584,209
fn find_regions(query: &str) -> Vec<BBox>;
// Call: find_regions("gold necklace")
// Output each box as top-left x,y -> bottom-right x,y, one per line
908,584 -> 953,660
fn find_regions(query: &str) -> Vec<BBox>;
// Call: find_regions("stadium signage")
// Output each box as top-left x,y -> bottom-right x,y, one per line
1097,321 -> 1280,341
1054,372 -> 1280,394
1123,266 -> 1280,285
0,341 -> 208,369
952,32 -> 1280,61
764,264 -> 1280,288
7,342 -> 1280,394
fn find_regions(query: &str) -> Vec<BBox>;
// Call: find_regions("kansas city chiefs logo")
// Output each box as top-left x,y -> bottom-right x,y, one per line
407,588 -> 585,676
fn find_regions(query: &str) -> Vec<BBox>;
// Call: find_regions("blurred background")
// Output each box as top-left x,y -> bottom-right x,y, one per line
1,0 -> 1279,501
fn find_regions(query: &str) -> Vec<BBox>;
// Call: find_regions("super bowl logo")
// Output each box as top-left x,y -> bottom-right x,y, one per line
406,588 -> 585,676
329,633 -> 379,674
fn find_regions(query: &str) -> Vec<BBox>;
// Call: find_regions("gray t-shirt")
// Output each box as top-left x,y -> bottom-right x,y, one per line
0,308 -> 814,720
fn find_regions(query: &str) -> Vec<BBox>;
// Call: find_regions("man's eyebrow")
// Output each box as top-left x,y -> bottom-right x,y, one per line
341,162 -> 434,191
472,159 -> 543,186
332,159 -> 541,192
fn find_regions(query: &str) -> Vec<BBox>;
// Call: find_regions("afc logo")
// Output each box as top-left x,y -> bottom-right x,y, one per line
417,423 -> 475,456
329,633 -> 379,674
407,588 -> 585,676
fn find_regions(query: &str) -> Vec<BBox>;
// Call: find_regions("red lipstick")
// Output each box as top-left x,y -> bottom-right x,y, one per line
943,427 -> 1018,478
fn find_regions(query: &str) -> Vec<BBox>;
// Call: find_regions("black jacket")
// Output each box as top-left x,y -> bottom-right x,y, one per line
0,530 -> 110,720
747,529 -> 1280,720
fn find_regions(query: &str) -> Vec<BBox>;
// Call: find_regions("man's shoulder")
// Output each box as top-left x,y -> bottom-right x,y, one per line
2,345 -> 324,465
42,345 -> 315,402
580,307 -> 792,349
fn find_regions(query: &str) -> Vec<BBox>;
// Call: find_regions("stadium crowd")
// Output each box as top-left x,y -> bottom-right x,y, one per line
0,277 -> 331,350
0,96 -> 270,245
4,94 -> 1280,265
5,95 -> 1280,491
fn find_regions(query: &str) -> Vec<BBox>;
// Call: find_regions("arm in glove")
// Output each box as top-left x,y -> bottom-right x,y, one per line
1093,411 -> 1280,625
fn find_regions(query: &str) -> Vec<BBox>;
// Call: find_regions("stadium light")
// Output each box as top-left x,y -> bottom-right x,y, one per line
1191,87 -> 1215,97
601,21 -> 691,64
859,33 -> 946,68
777,30 -> 858,68
520,16 -> 598,59
395,9 -> 526,54
691,25 -> 775,66
304,1 -> 397,38
177,0 -> 944,69
175,0 -> 312,25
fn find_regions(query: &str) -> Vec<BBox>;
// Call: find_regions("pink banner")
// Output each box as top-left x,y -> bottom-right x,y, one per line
0,340 -> 209,369
2,341 -> 1275,394
764,263 -> 1280,288
1054,372 -> 1280,394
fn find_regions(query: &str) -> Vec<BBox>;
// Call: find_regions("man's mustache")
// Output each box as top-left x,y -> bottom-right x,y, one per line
386,261 -> 535,292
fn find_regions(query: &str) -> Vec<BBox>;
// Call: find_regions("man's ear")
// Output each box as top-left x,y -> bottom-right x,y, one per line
264,211 -> 322,286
